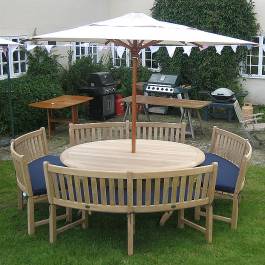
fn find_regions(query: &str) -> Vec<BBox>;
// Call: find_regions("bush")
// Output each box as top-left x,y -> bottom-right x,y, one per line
152,0 -> 259,94
26,47 -> 63,79
110,65 -> 152,96
61,57 -> 106,94
0,76 -> 63,135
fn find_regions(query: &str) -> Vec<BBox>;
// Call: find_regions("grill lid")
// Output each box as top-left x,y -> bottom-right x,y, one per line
211,88 -> 234,97
148,73 -> 181,86
88,72 -> 115,87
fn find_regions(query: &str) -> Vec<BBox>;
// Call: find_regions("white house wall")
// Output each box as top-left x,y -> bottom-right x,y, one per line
0,0 -> 109,36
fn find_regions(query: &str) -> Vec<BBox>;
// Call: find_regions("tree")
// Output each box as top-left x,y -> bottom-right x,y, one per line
152,0 -> 259,94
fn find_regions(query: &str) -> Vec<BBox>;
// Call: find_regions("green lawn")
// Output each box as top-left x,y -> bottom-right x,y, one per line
0,160 -> 265,265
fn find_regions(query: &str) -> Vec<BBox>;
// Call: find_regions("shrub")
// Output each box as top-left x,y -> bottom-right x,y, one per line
110,65 -> 152,96
152,0 -> 259,94
61,57 -> 106,94
26,47 -> 63,79
0,76 -> 63,135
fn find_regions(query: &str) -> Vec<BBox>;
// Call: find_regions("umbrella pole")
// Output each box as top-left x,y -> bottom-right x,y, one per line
131,45 -> 138,153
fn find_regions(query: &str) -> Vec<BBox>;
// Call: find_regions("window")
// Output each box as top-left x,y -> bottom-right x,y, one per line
0,48 -> 8,78
12,37 -> 27,76
243,36 -> 265,77
112,47 -> 129,67
141,48 -> 159,70
75,42 -> 98,63
111,46 -> 160,71
0,36 -> 26,79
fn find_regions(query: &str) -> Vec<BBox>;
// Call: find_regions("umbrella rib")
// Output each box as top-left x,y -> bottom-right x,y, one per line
140,40 -> 161,49
110,39 -> 132,50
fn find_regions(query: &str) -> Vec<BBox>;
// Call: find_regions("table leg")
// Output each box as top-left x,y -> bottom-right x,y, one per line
71,105 -> 78,123
187,109 -> 195,139
196,110 -> 204,135
143,105 -> 150,121
47,109 -> 52,139
123,103 -> 130,121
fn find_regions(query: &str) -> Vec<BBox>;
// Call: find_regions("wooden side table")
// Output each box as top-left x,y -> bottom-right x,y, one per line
29,95 -> 93,138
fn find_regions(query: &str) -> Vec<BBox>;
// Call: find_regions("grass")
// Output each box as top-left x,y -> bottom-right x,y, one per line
0,160 -> 265,265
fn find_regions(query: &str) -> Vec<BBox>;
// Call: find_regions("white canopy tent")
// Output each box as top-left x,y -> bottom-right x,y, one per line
32,12 -> 255,152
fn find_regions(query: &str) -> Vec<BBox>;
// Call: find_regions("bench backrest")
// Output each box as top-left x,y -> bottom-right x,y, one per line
133,122 -> 186,143
234,100 -> 245,123
69,122 -> 129,146
10,127 -> 48,195
44,163 -> 217,214
69,121 -> 186,146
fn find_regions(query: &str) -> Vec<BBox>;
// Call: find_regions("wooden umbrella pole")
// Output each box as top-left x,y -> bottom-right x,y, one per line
131,41 -> 139,153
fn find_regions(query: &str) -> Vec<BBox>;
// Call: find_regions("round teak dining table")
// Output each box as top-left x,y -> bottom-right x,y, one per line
60,139 -> 205,172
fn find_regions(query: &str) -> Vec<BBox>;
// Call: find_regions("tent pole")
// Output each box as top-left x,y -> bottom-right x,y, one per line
6,47 -> 15,137
131,41 -> 138,153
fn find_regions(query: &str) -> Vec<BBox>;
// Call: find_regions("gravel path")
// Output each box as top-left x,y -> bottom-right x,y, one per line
1,114 -> 264,166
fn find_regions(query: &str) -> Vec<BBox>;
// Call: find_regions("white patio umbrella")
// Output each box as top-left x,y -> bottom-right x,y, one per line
31,12 -> 255,153
0,38 -> 20,137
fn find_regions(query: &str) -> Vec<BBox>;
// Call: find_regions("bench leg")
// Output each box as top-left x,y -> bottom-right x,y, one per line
160,211 -> 173,226
194,206 -> 201,221
205,205 -> 213,243
66,208 -> 72,223
49,204 -> 57,243
82,210 -> 88,229
127,213 -> 134,256
178,209 -> 184,229
18,186 -> 24,210
231,197 -> 239,230
27,197 -> 35,235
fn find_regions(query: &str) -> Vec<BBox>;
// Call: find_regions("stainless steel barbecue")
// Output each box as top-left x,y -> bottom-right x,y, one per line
144,73 -> 191,114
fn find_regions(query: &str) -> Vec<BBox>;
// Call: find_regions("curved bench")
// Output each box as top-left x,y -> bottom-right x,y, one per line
44,162 -> 217,255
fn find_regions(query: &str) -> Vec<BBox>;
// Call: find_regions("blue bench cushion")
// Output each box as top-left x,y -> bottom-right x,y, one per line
28,155 -> 64,196
202,153 -> 239,193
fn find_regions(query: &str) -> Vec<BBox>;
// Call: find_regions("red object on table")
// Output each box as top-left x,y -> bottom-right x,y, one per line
115,94 -> 125,116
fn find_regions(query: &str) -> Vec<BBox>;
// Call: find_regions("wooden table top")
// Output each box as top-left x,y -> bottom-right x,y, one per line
29,95 -> 93,109
60,139 -> 205,173
122,95 -> 211,109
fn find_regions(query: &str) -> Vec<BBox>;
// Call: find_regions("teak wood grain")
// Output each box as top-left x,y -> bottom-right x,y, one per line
60,139 -> 205,173
29,95 -> 93,109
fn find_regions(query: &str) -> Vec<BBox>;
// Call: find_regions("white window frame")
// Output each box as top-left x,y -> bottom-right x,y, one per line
141,48 -> 160,72
111,45 -> 160,72
242,36 -> 265,79
74,42 -> 98,63
112,45 -> 130,67
0,36 -> 27,80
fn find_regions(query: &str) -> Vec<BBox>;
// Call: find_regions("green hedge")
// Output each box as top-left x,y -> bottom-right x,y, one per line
0,75 -> 63,135
152,0 -> 259,94
110,66 -> 152,96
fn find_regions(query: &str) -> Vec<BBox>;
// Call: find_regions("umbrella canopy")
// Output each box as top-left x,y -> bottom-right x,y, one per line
32,12 -> 255,153
33,12 -> 254,47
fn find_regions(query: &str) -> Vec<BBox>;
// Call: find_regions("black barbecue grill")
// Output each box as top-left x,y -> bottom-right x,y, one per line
78,72 -> 116,120
144,73 -> 191,114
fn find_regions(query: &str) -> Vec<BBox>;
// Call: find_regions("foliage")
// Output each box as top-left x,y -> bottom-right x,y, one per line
0,76 -> 63,135
110,65 -> 152,96
61,57 -> 106,94
152,0 -> 259,94
26,46 -> 63,79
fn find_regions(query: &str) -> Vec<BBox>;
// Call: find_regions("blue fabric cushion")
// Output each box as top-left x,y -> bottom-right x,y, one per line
28,155 -> 64,196
202,153 -> 239,193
